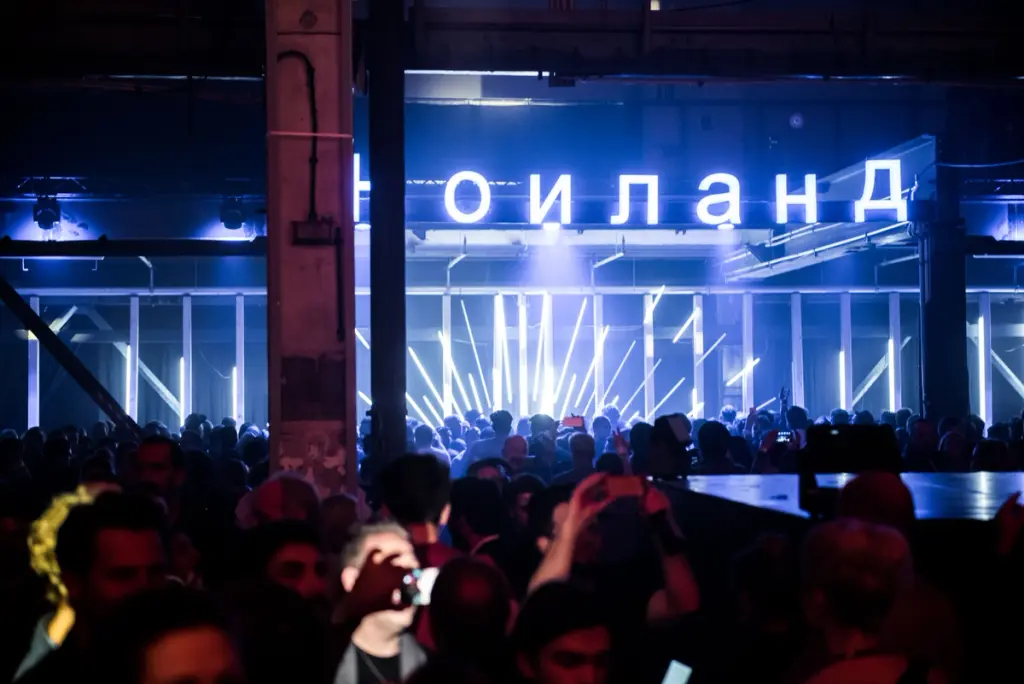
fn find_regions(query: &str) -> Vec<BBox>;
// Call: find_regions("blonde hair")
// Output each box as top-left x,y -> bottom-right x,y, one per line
28,485 -> 112,604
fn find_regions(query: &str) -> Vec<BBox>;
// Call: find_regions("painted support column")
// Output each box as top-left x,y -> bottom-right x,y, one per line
593,294 -> 606,416
235,295 -> 245,423
442,293 -> 453,416
977,292 -> 993,426
518,294 -> 529,417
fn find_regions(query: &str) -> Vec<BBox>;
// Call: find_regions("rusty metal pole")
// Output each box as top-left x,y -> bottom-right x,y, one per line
265,0 -> 356,493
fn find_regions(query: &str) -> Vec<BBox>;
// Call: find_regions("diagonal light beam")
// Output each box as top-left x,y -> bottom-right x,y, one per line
851,336 -> 912,407
460,300 -> 492,410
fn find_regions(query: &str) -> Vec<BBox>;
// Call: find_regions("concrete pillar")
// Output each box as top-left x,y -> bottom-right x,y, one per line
27,297 -> 40,429
128,296 -> 139,420
790,293 -> 805,409
182,295 -> 193,427
265,0 -> 355,492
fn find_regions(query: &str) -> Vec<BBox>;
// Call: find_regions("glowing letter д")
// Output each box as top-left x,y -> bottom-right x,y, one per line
854,160 -> 908,223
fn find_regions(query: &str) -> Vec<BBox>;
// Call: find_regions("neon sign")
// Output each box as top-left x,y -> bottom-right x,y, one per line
353,155 -> 910,228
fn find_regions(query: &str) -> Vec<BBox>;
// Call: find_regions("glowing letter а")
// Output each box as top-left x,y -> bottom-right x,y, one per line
529,174 -> 572,225
775,174 -> 818,224
611,175 -> 659,225
696,173 -> 741,225
854,160 -> 908,223
445,171 -> 492,224
353,153 -> 371,223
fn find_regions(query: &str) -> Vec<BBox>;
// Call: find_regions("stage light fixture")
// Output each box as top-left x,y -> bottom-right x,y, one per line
33,197 -> 61,231
220,198 -> 245,230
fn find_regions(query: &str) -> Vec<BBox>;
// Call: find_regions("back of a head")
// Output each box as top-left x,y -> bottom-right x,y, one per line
139,435 -> 185,470
594,452 -> 624,475
513,582 -> 607,659
0,436 -> 23,472
57,491 -> 167,578
414,424 -> 435,447
568,433 -> 595,463
720,405 -> 738,424
830,409 -> 850,426
431,557 -> 511,657
801,518 -> 912,634
786,405 -> 810,430
853,410 -> 875,426
490,410 -> 513,435
238,519 -> 321,581
838,472 -> 916,533
93,586 -> 233,684
378,453 -> 451,526
450,477 -> 504,537
697,420 -> 730,459
526,484 -> 574,543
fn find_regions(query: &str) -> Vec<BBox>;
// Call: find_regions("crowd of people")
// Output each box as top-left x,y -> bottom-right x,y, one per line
0,400 -> 1023,684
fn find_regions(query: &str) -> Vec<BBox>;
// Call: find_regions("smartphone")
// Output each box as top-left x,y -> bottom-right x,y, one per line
776,431 -> 792,443
604,475 -> 645,499
562,415 -> 585,429
403,567 -> 440,606
661,660 -> 693,684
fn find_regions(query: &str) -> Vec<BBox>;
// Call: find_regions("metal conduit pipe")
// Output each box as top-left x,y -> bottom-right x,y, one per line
10,286 -> 1024,297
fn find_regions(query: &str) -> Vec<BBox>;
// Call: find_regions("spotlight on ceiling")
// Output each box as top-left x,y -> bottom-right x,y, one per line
33,197 -> 61,231
220,198 -> 245,230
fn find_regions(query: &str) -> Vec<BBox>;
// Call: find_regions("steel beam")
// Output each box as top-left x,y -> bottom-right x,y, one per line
78,307 -> 181,418
0,273 -> 139,437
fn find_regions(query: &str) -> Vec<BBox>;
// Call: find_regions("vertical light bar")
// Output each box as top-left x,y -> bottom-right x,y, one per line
642,294 -> 656,419
235,294 -> 245,423
492,294 -> 504,410
978,292 -> 993,425
461,300 -> 492,409
128,296 -> 140,419
27,296 -> 40,429
542,293 -> 555,414
182,295 -> 193,425
125,344 -> 132,412
692,295 -> 705,419
592,294 -> 606,409
838,350 -> 847,410
517,294 -> 529,417
500,297 -> 513,405
441,293 -> 454,416
887,292 -> 902,412
178,357 -> 186,429
741,293 -> 754,411
231,366 -> 239,423
553,298 -> 587,407
839,292 -> 853,411
790,293 -> 805,409
532,294 -> 549,403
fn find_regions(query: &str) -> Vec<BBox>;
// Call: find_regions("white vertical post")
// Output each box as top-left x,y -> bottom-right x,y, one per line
888,293 -> 902,412
692,295 -> 705,418
235,294 -> 245,423
128,296 -> 140,420
182,295 -> 193,425
492,294 -> 504,411
643,293 -> 656,419
741,293 -> 755,411
27,297 -> 40,429
542,294 -> 555,415
839,293 -> 854,411
442,293 -> 453,416
517,293 -> 529,417
790,293 -> 805,409
593,294 -> 606,415
978,292 -> 993,426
